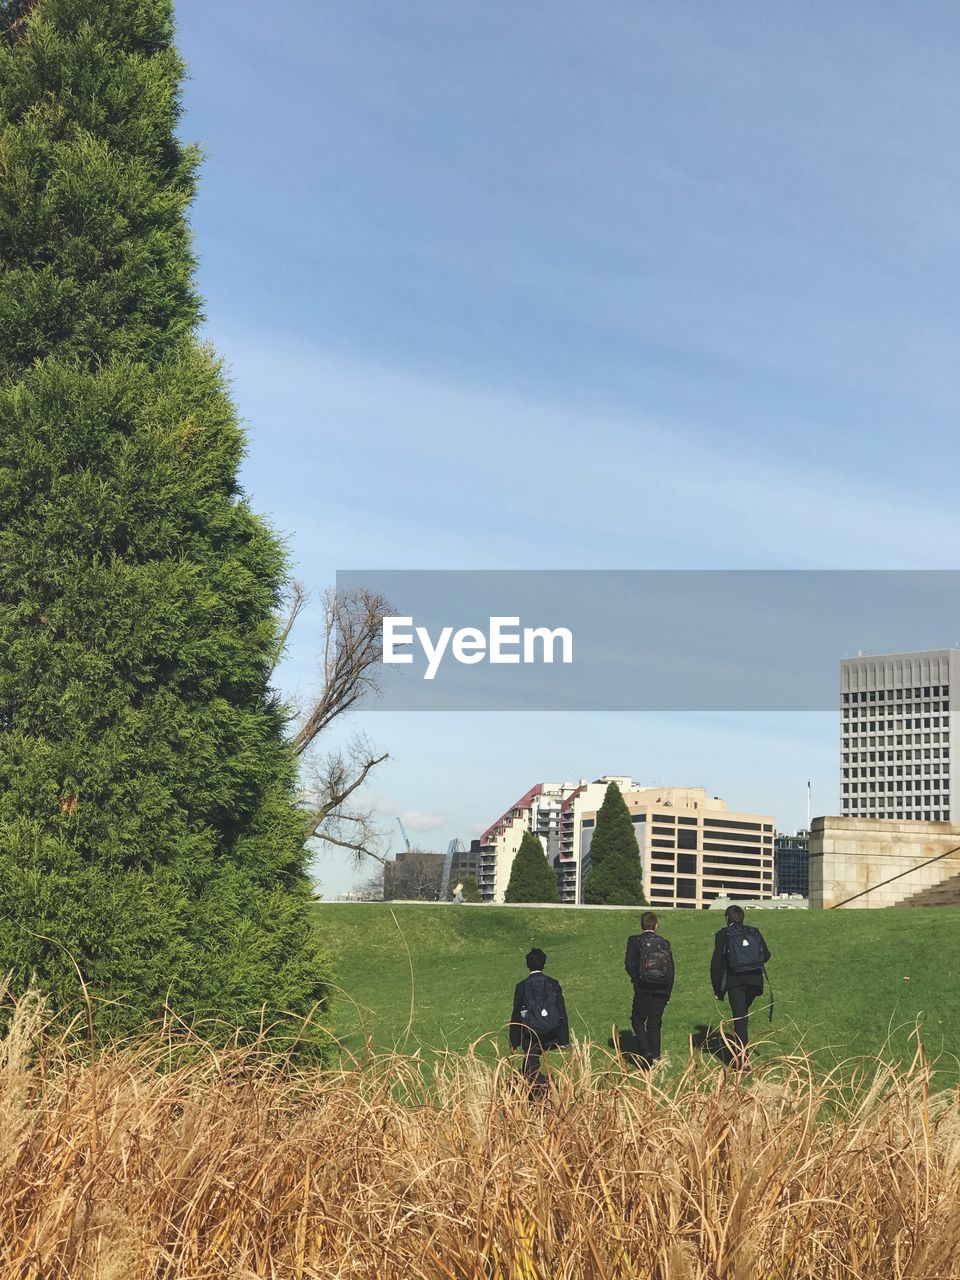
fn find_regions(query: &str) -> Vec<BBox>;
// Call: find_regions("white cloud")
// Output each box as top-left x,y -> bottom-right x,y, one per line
400,810 -> 447,834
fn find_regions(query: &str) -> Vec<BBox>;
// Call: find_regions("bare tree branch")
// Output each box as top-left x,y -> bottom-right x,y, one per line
269,579 -> 308,680
353,864 -> 385,901
383,849 -> 446,901
291,587 -> 390,756
280,585 -> 393,869
302,735 -> 389,864
313,830 -> 388,865
317,747 -> 388,817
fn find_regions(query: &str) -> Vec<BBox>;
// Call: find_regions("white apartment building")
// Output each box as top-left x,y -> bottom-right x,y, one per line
841,649 -> 957,821
557,776 -> 638,902
478,780 -> 587,903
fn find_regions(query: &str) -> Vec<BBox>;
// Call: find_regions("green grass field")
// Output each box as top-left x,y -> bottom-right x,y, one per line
314,902 -> 960,1078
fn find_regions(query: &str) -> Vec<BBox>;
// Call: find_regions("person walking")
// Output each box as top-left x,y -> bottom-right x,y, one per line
509,948 -> 569,1097
624,911 -> 675,1067
711,903 -> 771,1071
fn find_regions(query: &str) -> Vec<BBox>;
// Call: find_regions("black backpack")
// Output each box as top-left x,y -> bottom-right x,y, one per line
637,933 -> 672,984
725,923 -> 765,974
519,974 -> 561,1039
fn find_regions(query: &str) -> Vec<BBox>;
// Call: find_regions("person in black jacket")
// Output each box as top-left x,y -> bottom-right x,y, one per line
624,911 -> 675,1067
509,947 -> 569,1096
710,903 -> 771,1070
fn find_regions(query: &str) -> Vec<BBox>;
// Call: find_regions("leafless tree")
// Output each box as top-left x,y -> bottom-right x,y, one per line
353,863 -> 385,902
384,849 -> 446,902
275,583 -> 392,866
288,585 -> 388,755
302,735 -> 388,864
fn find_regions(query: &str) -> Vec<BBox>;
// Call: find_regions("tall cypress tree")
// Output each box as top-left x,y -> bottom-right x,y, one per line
583,782 -> 646,906
0,0 -> 330,1047
504,831 -> 561,904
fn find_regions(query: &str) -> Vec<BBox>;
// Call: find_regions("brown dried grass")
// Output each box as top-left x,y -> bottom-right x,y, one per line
1,987 -> 959,1279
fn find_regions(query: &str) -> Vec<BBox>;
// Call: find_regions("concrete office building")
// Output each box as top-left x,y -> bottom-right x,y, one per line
841,649 -> 957,821
810,649 -> 960,909
577,787 -> 775,910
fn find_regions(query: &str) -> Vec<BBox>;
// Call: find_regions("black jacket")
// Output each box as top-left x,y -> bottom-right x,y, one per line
624,930 -> 675,998
509,973 -> 569,1050
711,925 -> 771,999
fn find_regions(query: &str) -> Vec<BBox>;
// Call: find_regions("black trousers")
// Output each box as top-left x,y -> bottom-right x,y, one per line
725,985 -> 759,1064
518,1031 -> 556,1095
631,989 -> 669,1062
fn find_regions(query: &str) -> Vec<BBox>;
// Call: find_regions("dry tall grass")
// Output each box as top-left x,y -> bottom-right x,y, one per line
1,990 -> 959,1279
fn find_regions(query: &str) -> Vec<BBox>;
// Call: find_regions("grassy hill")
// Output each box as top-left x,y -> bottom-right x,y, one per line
313,902 -> 960,1078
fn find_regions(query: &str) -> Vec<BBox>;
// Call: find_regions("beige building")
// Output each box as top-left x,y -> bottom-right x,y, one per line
810,815 -> 960,908
578,786 -> 775,910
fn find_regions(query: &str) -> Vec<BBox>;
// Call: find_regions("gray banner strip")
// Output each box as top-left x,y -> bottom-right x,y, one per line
335,570 -> 960,711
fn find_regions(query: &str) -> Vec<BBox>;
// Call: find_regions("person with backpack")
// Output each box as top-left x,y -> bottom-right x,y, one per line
624,911 -> 675,1067
711,903 -> 771,1071
509,947 -> 569,1097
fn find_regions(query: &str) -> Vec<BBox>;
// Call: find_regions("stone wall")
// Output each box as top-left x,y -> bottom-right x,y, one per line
810,816 -> 960,908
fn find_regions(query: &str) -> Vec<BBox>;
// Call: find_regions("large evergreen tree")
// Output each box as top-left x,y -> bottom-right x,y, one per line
504,831 -> 561,904
0,0 -> 330,1047
582,782 -> 646,906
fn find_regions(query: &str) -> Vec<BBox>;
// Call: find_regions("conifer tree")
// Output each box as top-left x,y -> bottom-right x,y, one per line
582,783 -> 647,906
0,0 -> 330,1048
504,831 -> 561,904
460,874 -> 481,903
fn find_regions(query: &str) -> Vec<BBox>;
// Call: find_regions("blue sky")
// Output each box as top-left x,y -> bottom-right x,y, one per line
175,3 -> 960,894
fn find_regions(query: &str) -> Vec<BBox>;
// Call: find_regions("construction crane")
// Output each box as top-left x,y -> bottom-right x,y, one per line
396,817 -> 411,851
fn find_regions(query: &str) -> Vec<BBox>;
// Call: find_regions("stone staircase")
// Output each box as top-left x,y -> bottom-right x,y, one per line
896,870 -> 960,907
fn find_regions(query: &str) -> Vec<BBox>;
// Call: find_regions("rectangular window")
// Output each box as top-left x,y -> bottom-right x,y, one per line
703,818 -> 763,831
676,877 -> 697,900
677,853 -> 697,874
702,854 -> 764,869
703,842 -> 765,855
703,877 -> 763,890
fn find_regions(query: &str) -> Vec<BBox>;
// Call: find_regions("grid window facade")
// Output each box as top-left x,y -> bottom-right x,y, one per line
840,653 -> 957,823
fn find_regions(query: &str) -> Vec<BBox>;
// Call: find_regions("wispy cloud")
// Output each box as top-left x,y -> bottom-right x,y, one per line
400,811 -> 447,834
227,339 -> 960,582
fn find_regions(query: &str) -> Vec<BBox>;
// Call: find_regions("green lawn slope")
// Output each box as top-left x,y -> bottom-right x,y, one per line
314,903 -> 960,1078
